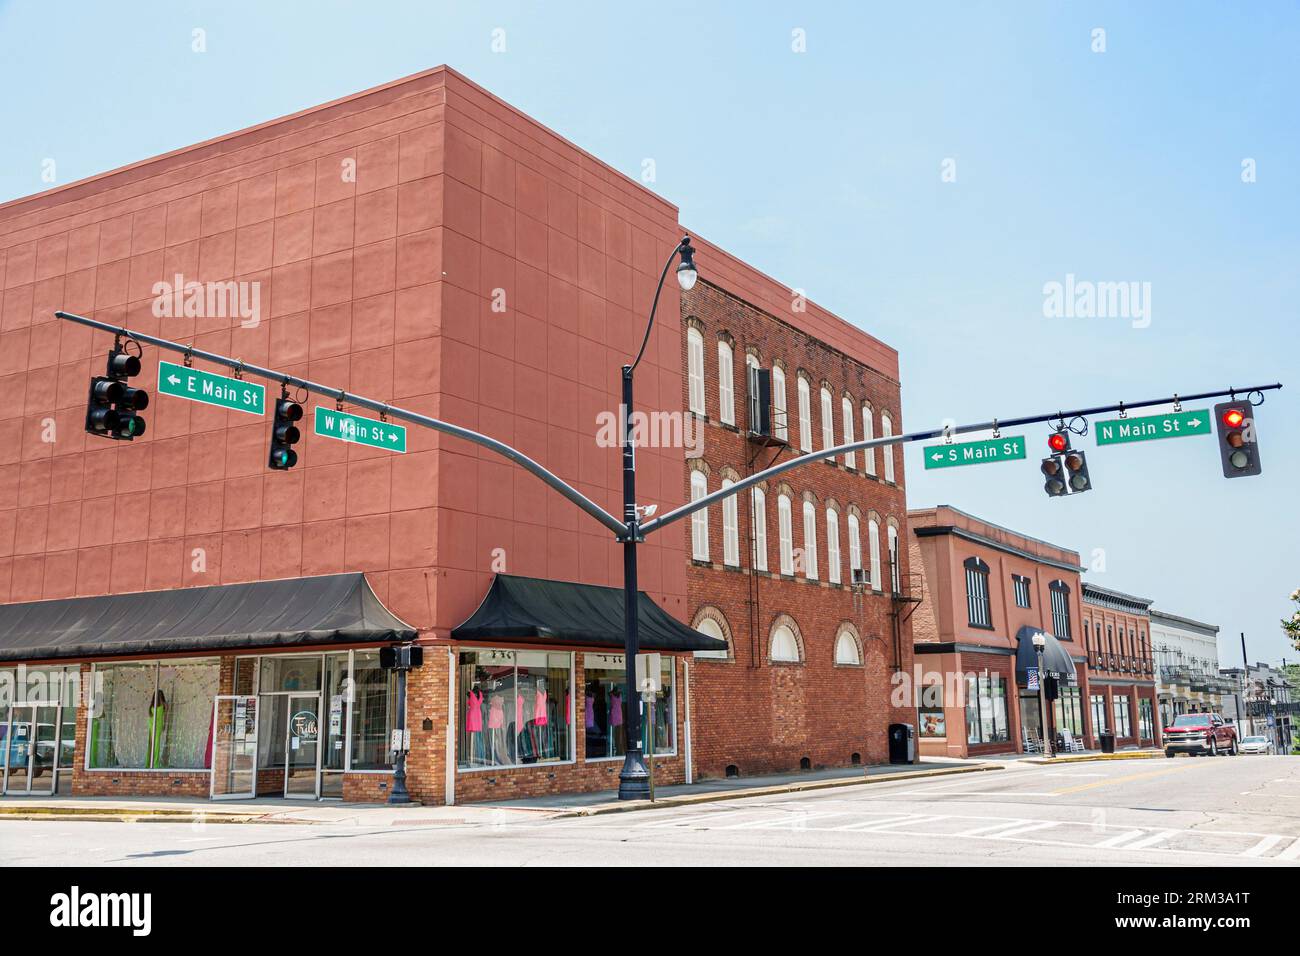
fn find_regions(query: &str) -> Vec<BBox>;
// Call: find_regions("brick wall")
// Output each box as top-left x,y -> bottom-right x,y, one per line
679,280 -> 914,777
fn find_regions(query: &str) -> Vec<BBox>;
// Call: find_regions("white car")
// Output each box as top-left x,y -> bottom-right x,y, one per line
1238,735 -> 1274,755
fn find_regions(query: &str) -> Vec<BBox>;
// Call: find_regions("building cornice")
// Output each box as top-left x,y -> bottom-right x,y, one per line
913,525 -> 1084,574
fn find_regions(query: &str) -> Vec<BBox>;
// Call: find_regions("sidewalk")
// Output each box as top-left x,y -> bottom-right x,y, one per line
466,758 -> 1004,816
0,759 -> 1003,824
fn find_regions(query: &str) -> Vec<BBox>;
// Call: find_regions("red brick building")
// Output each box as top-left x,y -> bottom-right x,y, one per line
0,66 -> 911,803
908,506 -> 1085,757
1080,583 -> 1160,750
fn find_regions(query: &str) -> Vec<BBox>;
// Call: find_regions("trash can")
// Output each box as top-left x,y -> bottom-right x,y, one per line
1099,731 -> 1116,754
888,723 -> 915,764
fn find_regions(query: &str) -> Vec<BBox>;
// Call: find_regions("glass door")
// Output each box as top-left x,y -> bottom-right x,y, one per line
284,693 -> 321,799
211,696 -> 259,800
3,707 -> 32,793
29,705 -> 59,796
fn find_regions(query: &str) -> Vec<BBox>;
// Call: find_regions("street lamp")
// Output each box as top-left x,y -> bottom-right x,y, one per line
618,235 -> 697,800
1032,631 -> 1054,758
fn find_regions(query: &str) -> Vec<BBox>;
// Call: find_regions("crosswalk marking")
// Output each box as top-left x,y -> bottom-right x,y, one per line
1276,838 -> 1300,861
1241,835 -> 1285,858
954,819 -> 1032,837
1094,829 -> 1147,848
989,821 -> 1059,839
718,811 -> 850,830
1123,830 -> 1174,851
829,814 -> 918,831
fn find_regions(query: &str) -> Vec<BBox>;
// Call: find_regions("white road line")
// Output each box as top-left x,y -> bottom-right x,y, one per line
1276,838 -> 1300,861
637,808 -> 757,829
953,818 -> 1032,837
989,821 -> 1059,839
829,814 -> 918,831
848,814 -> 948,833
1094,829 -> 1147,848
1241,835 -> 1286,858
1124,830 -> 1175,851
719,811 -> 850,830
1041,772 -> 1106,778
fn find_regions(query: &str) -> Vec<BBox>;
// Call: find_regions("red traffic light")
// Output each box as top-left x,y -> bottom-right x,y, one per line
1048,431 -> 1068,453
1222,408 -> 1245,429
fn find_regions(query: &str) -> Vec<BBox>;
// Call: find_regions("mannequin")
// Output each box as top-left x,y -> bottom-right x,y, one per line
148,690 -> 168,769
487,691 -> 505,763
610,687 -> 624,756
466,677 -> 485,765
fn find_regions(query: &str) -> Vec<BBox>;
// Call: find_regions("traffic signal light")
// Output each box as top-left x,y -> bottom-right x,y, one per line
268,397 -> 303,469
85,346 -> 148,441
1040,431 -> 1092,497
1214,400 -> 1261,477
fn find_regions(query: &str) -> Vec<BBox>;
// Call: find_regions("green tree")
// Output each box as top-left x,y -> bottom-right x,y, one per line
1285,588 -> 1300,652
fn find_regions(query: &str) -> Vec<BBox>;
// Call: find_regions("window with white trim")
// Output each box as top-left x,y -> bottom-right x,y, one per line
797,377 -> 812,451
820,386 -> 834,460
771,366 -> 788,441
881,412 -> 895,482
690,470 -> 709,561
694,617 -> 729,661
778,494 -> 794,575
964,557 -> 992,628
826,508 -> 841,584
687,327 -> 705,416
1012,575 -> 1032,609
887,524 -> 900,593
834,631 -> 861,665
721,478 -> 739,567
751,488 -> 768,572
770,624 -> 800,663
868,518 -> 882,590
1049,581 -> 1072,640
847,513 -> 862,574
801,500 -> 819,580
841,396 -> 856,469
717,340 -> 735,425
862,405 -> 876,476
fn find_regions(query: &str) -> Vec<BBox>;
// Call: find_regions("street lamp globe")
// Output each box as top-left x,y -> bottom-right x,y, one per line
675,238 -> 698,291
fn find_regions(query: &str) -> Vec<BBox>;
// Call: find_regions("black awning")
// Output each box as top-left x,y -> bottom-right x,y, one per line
451,574 -> 726,653
1015,625 -> 1078,685
0,573 -> 415,663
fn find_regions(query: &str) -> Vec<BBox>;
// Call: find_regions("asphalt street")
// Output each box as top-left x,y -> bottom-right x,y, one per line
4,755 -> 1299,866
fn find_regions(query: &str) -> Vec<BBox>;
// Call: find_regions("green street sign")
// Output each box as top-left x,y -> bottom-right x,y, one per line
923,436 -> 1026,469
158,360 -> 265,415
1094,410 -> 1210,446
314,406 -> 407,453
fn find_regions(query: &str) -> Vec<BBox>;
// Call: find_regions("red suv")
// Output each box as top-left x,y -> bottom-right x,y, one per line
1163,713 -> 1237,757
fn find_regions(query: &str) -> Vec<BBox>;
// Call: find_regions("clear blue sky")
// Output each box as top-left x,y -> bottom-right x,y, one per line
2,1 -> 1296,666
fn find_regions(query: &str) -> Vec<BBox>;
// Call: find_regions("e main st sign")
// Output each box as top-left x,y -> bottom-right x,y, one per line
1094,410 -> 1209,445
158,360 -> 265,415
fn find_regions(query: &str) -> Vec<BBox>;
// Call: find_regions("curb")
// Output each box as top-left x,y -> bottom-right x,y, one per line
550,762 -> 1006,817
1022,751 -> 1163,765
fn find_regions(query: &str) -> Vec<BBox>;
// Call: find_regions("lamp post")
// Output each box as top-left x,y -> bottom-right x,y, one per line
1033,632 -> 1054,758
618,236 -> 697,801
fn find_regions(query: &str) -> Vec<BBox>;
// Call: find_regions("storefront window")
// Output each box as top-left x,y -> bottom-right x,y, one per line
1090,694 -> 1108,735
349,650 -> 397,770
1053,686 -> 1084,737
89,659 -> 219,770
458,649 -> 572,770
1138,698 -> 1154,740
584,654 -> 674,759
1112,695 -> 1132,737
919,681 -> 945,737
965,672 -> 1008,745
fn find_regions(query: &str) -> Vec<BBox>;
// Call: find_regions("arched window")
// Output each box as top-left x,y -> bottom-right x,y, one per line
771,365 -> 788,441
777,494 -> 794,575
887,524 -> 900,593
868,518 -> 882,590
834,629 -> 862,666
801,500 -> 819,579
819,386 -> 835,460
687,327 -> 705,416
1049,580 -> 1072,640
847,513 -> 862,574
690,470 -> 709,561
797,377 -> 813,451
881,412 -> 895,482
841,396 -> 856,469
751,487 -> 768,572
964,557 -> 992,628
717,339 -> 735,425
826,507 -> 841,584
721,477 -> 739,567
862,404 -> 876,476
770,624 -> 800,663
693,615 -> 729,661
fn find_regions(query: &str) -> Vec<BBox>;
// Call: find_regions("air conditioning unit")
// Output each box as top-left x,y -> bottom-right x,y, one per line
851,567 -> 868,586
